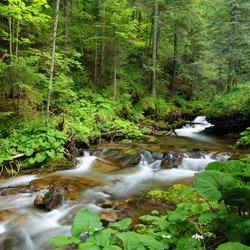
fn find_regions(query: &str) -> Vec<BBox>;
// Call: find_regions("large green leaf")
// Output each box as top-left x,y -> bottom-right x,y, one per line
205,162 -> 224,171
223,160 -> 246,173
35,152 -> 47,163
103,246 -> 123,250
71,208 -> 102,237
176,236 -> 204,250
194,170 -> 235,200
216,242 -> 250,250
78,242 -> 101,250
198,212 -> 218,223
24,148 -> 34,157
48,236 -> 81,246
88,230 -> 110,247
109,218 -> 131,230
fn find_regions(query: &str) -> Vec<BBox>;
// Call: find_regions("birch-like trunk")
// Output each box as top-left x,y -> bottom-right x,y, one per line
46,0 -> 60,126
113,36 -> 117,104
94,26 -> 98,84
64,0 -> 68,50
151,0 -> 158,97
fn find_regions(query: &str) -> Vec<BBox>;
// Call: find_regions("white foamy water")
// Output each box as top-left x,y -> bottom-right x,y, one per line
175,116 -> 213,139
57,151 -> 97,175
180,155 -> 215,172
0,175 -> 37,188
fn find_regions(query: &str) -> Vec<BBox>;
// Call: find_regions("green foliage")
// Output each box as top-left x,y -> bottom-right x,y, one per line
235,128 -> 250,148
206,84 -> 250,118
48,158 -> 250,250
148,184 -> 204,205
0,126 -> 67,165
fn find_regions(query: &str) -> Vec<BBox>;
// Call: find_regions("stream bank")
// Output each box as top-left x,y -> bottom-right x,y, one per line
0,116 -> 243,249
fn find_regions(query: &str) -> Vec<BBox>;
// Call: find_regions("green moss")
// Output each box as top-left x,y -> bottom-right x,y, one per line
148,185 -> 204,205
124,149 -> 138,156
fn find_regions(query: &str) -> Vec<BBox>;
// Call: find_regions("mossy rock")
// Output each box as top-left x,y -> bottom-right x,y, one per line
161,105 -> 181,124
120,139 -> 133,144
124,149 -> 138,156
148,184 -> 204,206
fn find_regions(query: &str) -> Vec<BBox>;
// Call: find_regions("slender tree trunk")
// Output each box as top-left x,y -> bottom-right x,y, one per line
15,3 -> 20,57
46,0 -> 60,126
151,0 -> 158,97
172,23 -> 178,92
64,0 -> 68,50
227,22 -> 235,93
94,26 -> 98,84
100,1 -> 106,80
113,36 -> 117,104
9,1 -> 12,60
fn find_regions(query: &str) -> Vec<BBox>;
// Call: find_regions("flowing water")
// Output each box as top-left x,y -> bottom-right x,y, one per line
0,116 -> 238,249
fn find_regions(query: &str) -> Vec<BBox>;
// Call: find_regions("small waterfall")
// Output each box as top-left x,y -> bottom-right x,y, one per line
175,116 -> 214,140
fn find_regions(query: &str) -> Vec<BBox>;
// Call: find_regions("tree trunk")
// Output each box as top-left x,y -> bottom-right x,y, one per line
100,1 -> 106,80
113,36 -> 117,104
172,23 -> 178,92
64,0 -> 68,50
94,26 -> 98,84
15,2 -> 20,57
151,0 -> 158,97
46,0 -> 60,126
9,1 -> 12,60
227,22 -> 235,92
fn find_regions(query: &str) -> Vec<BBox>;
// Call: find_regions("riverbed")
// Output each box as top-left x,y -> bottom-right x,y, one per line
0,116 -> 239,250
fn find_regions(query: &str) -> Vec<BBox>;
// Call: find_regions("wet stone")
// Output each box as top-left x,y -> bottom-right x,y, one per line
98,211 -> 118,225
34,195 -> 45,208
98,148 -> 141,168
161,151 -> 182,169
44,191 -> 63,210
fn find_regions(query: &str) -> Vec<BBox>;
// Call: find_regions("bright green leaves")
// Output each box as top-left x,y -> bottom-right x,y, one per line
0,127 -> 67,166
71,208 -> 102,237
194,170 -> 235,200
48,236 -> 81,246
88,231 -> 110,247
216,242 -> 250,250
109,218 -> 131,230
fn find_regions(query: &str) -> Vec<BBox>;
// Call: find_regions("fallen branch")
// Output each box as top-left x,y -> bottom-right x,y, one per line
165,123 -> 178,136
12,153 -> 25,160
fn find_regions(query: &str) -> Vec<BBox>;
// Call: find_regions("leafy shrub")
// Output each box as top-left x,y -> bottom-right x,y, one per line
235,127 -> 250,148
0,127 -> 67,165
206,84 -> 250,118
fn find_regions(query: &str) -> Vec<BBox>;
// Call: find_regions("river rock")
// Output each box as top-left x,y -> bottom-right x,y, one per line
98,148 -> 141,168
98,211 -> 118,225
44,191 -> 63,210
161,151 -> 182,169
34,195 -> 45,208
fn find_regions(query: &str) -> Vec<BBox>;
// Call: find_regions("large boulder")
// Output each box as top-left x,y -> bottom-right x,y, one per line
161,151 -> 182,169
98,148 -> 141,168
44,191 -> 63,210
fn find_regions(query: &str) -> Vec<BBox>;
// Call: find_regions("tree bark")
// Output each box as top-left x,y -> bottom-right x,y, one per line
94,26 -> 98,84
100,1 -> 106,80
64,0 -> 68,50
113,36 -> 117,104
46,0 -> 60,126
172,23 -> 178,92
151,0 -> 158,97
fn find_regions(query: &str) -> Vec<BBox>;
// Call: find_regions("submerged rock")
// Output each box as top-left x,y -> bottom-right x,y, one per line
98,148 -> 141,168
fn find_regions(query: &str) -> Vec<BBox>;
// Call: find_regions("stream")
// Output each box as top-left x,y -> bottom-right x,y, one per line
0,116 -> 237,250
